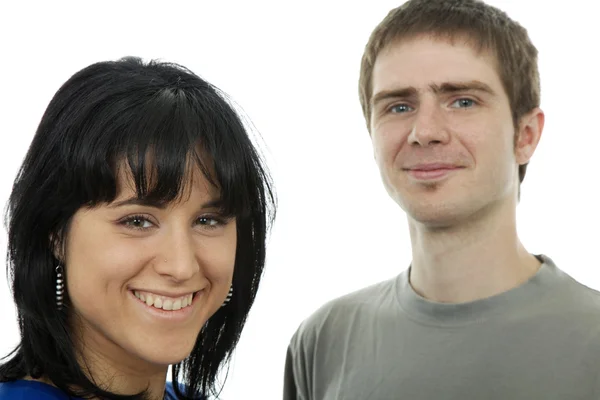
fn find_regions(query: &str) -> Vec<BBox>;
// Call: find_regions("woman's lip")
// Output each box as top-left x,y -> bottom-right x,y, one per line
128,288 -> 199,298
128,290 -> 202,321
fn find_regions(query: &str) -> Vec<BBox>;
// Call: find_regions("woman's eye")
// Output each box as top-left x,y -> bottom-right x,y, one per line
122,215 -> 154,230
390,104 -> 414,114
451,98 -> 476,109
197,216 -> 222,228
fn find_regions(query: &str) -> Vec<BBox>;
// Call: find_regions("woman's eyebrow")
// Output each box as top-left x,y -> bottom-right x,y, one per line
109,197 -> 223,209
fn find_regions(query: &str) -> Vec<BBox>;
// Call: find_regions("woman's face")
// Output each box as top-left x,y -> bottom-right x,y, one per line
63,165 -> 236,371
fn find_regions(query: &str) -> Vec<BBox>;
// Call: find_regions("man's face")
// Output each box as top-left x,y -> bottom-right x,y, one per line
370,36 -> 526,228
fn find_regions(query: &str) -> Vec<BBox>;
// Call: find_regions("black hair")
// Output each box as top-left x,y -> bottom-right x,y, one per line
0,56 -> 276,399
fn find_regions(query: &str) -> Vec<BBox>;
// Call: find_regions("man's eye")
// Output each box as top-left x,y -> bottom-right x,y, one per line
451,98 -> 476,108
390,104 -> 413,113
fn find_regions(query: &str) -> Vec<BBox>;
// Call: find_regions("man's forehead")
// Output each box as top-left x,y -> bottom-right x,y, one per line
371,36 -> 502,95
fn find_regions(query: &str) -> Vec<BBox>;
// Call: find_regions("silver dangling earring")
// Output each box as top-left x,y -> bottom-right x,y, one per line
56,265 -> 65,310
221,285 -> 233,307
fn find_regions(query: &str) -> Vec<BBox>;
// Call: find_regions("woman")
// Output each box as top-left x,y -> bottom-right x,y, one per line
0,57 -> 276,399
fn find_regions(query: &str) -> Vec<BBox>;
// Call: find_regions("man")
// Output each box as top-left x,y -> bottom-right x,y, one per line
283,0 -> 600,399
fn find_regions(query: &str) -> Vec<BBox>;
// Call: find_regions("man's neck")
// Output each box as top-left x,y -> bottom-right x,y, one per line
408,197 -> 541,304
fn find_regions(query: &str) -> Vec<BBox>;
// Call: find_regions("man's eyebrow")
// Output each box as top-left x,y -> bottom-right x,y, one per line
430,80 -> 496,96
371,86 -> 418,107
371,80 -> 496,107
109,197 -> 223,209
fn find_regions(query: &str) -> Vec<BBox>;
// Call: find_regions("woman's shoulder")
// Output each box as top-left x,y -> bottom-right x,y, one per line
1,380 -> 203,400
165,381 -> 207,400
0,380 -> 72,399
165,381 -> 177,398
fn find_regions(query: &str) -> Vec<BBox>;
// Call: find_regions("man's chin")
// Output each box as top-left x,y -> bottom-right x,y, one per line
403,202 -> 468,230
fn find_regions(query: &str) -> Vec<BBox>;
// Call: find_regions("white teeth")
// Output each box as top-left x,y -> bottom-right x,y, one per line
154,297 -> 163,309
133,290 -> 194,311
172,299 -> 182,310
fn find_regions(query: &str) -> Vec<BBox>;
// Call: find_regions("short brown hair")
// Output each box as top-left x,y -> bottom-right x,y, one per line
358,0 -> 540,185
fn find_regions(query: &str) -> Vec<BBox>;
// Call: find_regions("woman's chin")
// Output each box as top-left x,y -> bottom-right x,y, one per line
127,341 -> 195,368
145,348 -> 194,367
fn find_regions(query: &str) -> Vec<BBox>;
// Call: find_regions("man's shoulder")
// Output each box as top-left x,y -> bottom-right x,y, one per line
545,256 -> 600,314
291,275 -> 400,347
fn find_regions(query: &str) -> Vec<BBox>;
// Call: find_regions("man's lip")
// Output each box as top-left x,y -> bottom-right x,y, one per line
404,164 -> 463,171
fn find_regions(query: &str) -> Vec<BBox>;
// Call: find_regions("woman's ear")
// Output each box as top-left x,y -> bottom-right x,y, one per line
49,233 -> 65,263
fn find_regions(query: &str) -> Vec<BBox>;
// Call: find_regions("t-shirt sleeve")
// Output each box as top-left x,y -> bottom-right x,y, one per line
283,344 -> 299,400
283,327 -> 311,400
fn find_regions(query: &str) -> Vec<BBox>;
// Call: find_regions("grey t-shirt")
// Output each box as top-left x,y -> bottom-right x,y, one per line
284,255 -> 600,399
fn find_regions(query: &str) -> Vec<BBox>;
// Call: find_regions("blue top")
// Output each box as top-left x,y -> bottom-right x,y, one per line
0,380 -> 183,399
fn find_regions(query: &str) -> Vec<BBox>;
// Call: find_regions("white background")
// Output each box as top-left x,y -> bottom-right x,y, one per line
1,1 -> 599,399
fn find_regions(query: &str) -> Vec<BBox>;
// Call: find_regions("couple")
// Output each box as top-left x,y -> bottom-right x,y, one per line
2,0 -> 600,399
